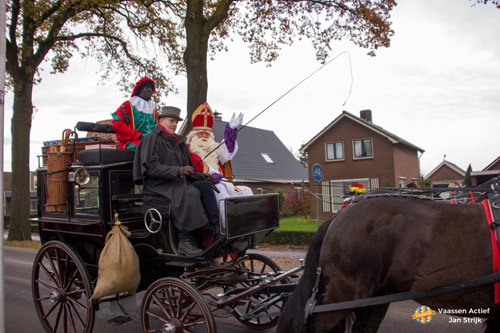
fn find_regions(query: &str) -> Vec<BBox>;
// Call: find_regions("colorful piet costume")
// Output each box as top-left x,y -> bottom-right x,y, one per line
187,102 -> 253,225
112,77 -> 158,151
341,183 -> 366,209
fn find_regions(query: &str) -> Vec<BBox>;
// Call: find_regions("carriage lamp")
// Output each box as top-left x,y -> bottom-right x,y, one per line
72,167 -> 91,186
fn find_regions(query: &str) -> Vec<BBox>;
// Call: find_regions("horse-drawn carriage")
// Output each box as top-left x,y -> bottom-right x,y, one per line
30,122 -> 303,332
30,121 -> 500,332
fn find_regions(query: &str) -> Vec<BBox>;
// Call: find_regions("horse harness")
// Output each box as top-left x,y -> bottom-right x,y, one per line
304,178 -> 500,323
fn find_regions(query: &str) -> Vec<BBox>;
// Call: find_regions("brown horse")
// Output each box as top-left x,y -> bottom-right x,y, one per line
278,195 -> 500,332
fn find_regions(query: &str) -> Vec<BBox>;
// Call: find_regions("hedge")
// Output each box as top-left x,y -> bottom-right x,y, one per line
4,216 -> 315,246
261,230 -> 314,246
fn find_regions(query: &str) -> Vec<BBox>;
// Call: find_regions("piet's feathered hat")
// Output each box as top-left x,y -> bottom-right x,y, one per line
131,77 -> 156,97
349,183 -> 366,195
191,102 -> 214,131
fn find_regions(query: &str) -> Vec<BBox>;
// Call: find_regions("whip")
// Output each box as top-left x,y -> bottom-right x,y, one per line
193,51 -> 353,168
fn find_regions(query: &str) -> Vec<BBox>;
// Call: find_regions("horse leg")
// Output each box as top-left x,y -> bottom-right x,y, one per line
310,310 -> 352,332
352,304 -> 390,332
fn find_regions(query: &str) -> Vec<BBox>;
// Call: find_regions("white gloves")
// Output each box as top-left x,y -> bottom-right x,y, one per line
229,112 -> 244,129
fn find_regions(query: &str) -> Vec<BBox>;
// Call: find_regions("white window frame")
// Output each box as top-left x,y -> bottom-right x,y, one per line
353,138 -> 373,159
330,178 -> 370,212
260,152 -> 274,164
325,141 -> 344,161
399,177 -> 407,188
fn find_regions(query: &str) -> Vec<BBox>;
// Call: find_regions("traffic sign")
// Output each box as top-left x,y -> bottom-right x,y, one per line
312,163 -> 323,182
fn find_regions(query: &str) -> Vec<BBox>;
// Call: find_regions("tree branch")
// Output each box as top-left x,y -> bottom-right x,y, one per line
38,0 -> 64,25
206,0 -> 234,32
6,0 -> 21,77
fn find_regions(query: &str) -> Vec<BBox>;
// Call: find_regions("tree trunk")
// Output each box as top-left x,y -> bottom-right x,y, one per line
184,0 -> 210,132
7,81 -> 33,241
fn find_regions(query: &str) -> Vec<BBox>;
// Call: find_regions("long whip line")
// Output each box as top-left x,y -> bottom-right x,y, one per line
193,51 -> 352,167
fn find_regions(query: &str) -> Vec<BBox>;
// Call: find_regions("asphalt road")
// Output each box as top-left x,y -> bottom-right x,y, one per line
3,245 -> 279,332
3,245 -> 487,332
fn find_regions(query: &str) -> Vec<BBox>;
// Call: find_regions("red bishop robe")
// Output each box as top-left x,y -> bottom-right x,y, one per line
190,152 -> 233,180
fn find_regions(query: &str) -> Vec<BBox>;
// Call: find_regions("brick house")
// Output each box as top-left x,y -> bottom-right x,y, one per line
424,160 -> 467,200
471,155 -> 500,186
424,160 -> 466,187
300,110 -> 424,220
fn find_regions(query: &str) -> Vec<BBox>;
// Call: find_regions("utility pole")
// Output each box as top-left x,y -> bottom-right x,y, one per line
0,0 -> 7,331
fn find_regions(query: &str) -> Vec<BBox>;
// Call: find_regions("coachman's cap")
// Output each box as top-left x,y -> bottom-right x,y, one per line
192,102 -> 214,131
158,106 -> 183,121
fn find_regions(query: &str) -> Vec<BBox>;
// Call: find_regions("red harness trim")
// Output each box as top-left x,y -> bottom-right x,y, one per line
482,199 -> 500,303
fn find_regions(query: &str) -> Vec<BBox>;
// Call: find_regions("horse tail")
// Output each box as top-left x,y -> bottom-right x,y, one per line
277,217 -> 334,333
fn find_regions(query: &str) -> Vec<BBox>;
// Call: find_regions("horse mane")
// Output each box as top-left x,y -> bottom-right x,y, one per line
277,217 -> 334,333
346,188 -> 433,208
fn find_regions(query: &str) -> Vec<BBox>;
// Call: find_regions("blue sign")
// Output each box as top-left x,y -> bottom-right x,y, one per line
312,163 -> 323,182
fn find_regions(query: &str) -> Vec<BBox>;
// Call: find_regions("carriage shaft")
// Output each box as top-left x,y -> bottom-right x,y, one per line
220,265 -> 303,307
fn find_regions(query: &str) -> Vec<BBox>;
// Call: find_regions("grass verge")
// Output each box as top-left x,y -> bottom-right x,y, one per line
4,240 -> 41,249
278,216 -> 325,231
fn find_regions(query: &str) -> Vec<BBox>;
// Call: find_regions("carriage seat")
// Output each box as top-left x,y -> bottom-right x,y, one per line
78,148 -> 135,165
75,121 -> 135,165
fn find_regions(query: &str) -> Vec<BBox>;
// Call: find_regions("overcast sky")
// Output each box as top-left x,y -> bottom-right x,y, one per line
3,0 -> 500,177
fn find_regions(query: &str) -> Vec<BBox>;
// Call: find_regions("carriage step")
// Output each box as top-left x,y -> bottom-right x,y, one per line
107,315 -> 132,326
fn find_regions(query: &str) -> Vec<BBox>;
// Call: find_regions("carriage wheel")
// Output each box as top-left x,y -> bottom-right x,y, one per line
32,240 -> 95,333
141,277 -> 216,333
232,253 -> 284,330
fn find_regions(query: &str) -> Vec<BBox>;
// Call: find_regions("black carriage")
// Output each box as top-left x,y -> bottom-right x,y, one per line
30,122 -> 303,332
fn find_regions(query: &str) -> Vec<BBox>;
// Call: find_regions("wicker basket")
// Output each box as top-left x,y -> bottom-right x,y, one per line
46,170 -> 70,212
45,129 -> 73,212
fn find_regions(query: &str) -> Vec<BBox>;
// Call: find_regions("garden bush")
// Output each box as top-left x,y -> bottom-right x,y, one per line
261,230 -> 314,246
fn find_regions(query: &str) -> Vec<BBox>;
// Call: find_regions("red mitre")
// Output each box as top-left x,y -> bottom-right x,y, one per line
131,77 -> 156,97
192,102 -> 214,131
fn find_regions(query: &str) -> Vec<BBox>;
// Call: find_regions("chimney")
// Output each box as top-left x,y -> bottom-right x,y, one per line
360,109 -> 372,123
214,110 -> 222,120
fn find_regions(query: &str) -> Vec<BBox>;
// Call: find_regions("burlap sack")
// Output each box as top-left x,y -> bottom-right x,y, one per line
91,223 -> 140,300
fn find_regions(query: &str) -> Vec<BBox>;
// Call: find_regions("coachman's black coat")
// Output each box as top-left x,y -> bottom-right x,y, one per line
133,126 -> 208,232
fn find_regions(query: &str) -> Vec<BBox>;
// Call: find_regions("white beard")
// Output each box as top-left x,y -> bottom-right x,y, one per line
189,135 -> 220,171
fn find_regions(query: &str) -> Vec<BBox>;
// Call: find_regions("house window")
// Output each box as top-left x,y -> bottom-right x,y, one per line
30,199 -> 37,211
353,139 -> 373,158
411,178 -> 419,187
326,142 -> 344,161
399,177 -> 407,188
260,153 -> 274,163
